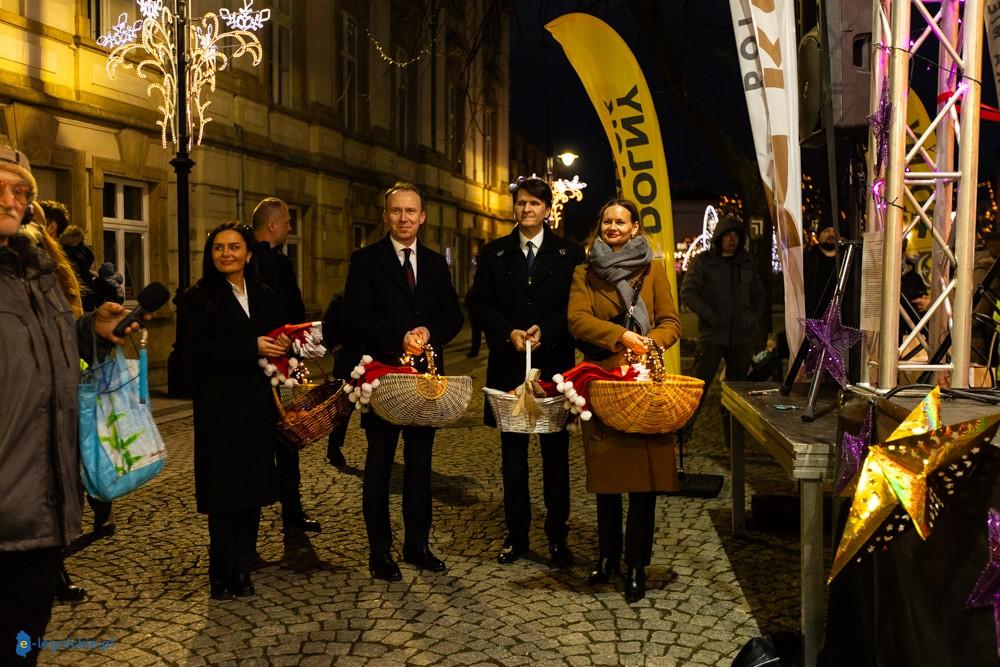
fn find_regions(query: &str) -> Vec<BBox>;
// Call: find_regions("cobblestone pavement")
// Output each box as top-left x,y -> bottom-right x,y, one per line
41,342 -> 801,666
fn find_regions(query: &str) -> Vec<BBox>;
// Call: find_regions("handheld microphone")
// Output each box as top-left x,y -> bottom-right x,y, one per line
112,281 -> 170,336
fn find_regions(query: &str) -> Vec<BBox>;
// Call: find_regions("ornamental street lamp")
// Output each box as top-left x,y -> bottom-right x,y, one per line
98,0 -> 270,291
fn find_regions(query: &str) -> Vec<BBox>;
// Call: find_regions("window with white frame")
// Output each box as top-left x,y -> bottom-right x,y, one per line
341,11 -> 360,133
101,178 -> 149,303
281,205 -> 302,285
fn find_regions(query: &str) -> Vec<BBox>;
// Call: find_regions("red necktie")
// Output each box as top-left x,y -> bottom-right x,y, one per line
403,248 -> 416,292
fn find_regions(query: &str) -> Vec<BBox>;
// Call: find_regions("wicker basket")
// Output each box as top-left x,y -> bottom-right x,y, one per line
272,377 -> 353,449
484,343 -> 569,433
368,345 -> 473,427
589,372 -> 704,435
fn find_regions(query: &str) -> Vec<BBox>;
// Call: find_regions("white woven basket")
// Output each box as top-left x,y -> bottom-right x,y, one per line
484,343 -> 570,434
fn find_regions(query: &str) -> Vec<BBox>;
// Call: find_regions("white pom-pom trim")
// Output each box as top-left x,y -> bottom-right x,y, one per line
573,395 -> 586,407
371,378 -> 381,389
556,382 -> 567,393
288,358 -> 299,369
552,374 -> 564,384
258,358 -> 268,368
283,378 -> 295,388
361,383 -> 372,393
361,355 -> 373,364
270,377 -> 279,386
580,410 -> 592,421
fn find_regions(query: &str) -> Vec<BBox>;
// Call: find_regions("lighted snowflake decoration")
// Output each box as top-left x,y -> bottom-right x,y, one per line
219,0 -> 271,31
97,12 -> 142,48
772,230 -> 782,273
197,24 -> 218,60
137,0 -> 164,20
681,205 -> 718,271
550,175 -> 587,229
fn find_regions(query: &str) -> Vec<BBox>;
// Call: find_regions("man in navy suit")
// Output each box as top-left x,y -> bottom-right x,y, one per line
342,182 -> 463,581
466,176 -> 585,567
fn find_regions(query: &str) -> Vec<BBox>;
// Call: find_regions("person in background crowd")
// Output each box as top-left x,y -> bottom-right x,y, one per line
250,197 -> 320,534
680,215 -> 765,444
0,145 -> 144,664
803,222 -> 839,318
567,199 -> 682,603
466,176 -> 585,568
342,181 -> 463,581
177,222 -> 286,601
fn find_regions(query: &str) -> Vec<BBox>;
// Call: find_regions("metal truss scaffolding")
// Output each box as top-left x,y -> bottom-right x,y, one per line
866,0 -> 984,390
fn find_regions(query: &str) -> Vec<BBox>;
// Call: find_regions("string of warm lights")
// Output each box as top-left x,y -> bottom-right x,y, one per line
549,175 -> 587,229
365,27 -> 434,68
98,0 -> 269,150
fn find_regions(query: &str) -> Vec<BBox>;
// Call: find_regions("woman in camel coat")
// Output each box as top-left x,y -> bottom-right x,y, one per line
567,199 -> 681,603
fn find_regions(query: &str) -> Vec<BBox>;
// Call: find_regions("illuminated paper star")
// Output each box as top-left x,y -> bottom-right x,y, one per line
829,387 -> 1000,582
835,403 -> 873,494
801,296 -> 863,388
966,508 -> 1000,656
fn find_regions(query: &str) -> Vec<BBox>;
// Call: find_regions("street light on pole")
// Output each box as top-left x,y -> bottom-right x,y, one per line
98,0 -> 270,292
98,0 -> 270,394
544,151 -> 586,230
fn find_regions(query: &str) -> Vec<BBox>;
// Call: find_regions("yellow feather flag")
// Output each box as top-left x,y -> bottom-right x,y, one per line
546,13 -> 680,373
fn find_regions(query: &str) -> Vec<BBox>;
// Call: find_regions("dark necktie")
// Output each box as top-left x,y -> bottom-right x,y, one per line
403,247 -> 416,292
525,241 -> 535,273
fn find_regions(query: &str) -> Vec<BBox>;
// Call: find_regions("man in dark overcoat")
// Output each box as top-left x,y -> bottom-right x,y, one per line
250,197 -> 319,534
342,182 -> 464,581
465,176 -> 585,567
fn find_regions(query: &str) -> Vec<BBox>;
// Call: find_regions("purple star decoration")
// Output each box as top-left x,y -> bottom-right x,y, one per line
800,296 -> 863,387
868,82 -> 892,176
966,508 -> 1000,656
835,403 -> 872,494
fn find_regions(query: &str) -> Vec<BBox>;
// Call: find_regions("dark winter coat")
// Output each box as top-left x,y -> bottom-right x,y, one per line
0,236 -> 86,551
681,217 -> 765,347
341,234 -> 464,410
465,225 -> 585,426
177,278 -> 281,514
251,241 -> 306,324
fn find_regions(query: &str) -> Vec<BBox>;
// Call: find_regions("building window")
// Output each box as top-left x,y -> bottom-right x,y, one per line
394,49 -> 409,151
484,107 -> 497,187
91,0 -> 133,41
281,205 -> 302,285
101,178 -> 149,303
271,19 -> 293,107
341,11 -> 359,133
447,84 -> 465,172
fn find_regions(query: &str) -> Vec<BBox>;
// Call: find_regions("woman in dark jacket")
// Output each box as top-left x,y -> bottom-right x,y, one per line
177,222 -> 287,600
567,199 -> 682,603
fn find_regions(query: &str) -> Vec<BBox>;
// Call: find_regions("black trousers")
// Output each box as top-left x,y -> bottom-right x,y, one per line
500,430 -> 570,548
207,508 -> 261,587
596,492 -> 657,567
362,414 -> 435,555
326,411 -> 350,456
0,547 -> 60,666
276,441 -> 304,522
686,341 -> 753,440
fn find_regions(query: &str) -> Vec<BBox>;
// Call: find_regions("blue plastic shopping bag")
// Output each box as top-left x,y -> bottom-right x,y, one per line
79,347 -> 166,501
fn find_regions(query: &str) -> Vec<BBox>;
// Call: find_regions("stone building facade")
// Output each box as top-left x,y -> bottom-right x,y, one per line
0,0 -> 512,380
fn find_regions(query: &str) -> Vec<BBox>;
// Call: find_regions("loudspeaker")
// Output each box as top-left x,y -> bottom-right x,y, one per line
798,0 -> 872,138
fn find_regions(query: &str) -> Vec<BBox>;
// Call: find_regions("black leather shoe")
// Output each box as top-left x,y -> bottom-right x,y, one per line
403,545 -> 446,573
587,557 -> 620,585
369,554 -> 403,582
327,447 -> 347,468
55,568 -> 86,603
232,572 -> 255,597
284,514 -> 322,533
624,566 -> 646,603
497,542 -> 526,565
549,542 -> 574,568
210,581 -> 236,601
92,502 -> 116,536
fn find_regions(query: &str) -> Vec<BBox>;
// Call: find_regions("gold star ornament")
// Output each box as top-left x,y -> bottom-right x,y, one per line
829,387 -> 1000,582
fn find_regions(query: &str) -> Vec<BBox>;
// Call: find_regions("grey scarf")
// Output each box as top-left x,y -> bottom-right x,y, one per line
588,236 -> 654,334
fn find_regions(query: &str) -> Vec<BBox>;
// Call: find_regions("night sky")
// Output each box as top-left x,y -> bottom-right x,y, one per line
509,0 -> 1000,239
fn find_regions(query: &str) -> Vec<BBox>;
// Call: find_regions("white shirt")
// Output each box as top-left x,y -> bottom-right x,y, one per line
230,278 -> 250,317
519,227 -> 544,258
390,236 -> 418,283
